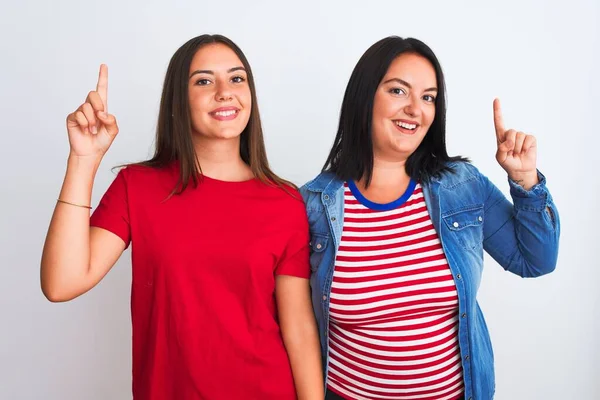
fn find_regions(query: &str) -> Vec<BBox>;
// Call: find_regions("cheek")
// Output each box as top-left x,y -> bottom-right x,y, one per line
189,93 -> 209,112
372,94 -> 389,120
237,88 -> 252,108
422,107 -> 435,128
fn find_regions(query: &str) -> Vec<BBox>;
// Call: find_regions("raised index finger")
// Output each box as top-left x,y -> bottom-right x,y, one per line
96,64 -> 108,112
493,98 -> 505,143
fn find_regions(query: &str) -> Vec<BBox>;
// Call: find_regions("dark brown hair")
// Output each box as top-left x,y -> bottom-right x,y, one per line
136,34 -> 293,194
323,36 -> 468,186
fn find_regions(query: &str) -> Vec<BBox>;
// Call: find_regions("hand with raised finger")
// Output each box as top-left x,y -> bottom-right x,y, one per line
66,64 -> 119,159
493,98 -> 539,189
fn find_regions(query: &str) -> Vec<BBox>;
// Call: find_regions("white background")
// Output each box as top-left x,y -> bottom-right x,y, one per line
1,1 -> 598,399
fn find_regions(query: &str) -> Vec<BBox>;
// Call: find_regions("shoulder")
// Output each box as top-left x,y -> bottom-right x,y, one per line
111,163 -> 178,197
260,182 -> 306,209
258,183 -> 309,226
299,171 -> 338,201
437,160 -> 485,188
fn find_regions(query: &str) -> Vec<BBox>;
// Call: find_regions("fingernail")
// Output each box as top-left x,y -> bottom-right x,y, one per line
91,125 -> 97,134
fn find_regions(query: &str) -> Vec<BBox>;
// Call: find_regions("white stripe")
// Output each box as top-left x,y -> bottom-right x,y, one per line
363,309 -> 456,328
330,293 -> 455,313
336,238 -> 441,258
354,315 -> 459,338
328,378 -> 463,400
334,258 -> 449,279
330,339 -> 460,367
335,248 -> 445,268
343,209 -> 429,228
330,345 -> 462,376
328,327 -> 457,357
329,302 -> 458,322
342,219 -> 432,238
339,228 -> 438,248
330,322 -> 458,348
329,356 -> 462,385
332,268 -> 452,289
331,280 -> 457,301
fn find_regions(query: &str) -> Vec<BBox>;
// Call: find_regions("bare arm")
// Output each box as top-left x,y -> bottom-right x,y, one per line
276,275 -> 324,400
40,65 -> 124,302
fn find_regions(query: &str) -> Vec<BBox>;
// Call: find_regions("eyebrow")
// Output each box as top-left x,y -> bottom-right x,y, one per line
189,66 -> 246,79
382,78 -> 437,92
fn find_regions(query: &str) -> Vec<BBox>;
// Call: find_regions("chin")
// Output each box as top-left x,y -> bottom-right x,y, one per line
214,130 -> 244,140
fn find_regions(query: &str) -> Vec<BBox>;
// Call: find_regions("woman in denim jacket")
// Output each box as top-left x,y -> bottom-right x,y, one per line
300,36 -> 560,400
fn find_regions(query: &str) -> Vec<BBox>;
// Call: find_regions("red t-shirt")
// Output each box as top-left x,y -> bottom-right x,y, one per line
90,163 -> 310,399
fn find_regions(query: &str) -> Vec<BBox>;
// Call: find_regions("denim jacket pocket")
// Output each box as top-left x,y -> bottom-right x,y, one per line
442,205 -> 484,251
309,233 -> 329,272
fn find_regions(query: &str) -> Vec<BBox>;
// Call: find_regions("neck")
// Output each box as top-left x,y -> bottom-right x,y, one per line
360,156 -> 411,189
192,136 -> 253,181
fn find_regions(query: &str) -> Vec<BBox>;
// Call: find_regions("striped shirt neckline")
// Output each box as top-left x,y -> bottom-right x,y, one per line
347,179 -> 418,211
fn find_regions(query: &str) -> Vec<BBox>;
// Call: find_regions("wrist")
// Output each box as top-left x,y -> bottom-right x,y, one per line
508,170 -> 539,191
67,153 -> 103,174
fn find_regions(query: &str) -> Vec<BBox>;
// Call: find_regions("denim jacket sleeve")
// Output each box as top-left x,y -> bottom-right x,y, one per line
480,169 -> 560,277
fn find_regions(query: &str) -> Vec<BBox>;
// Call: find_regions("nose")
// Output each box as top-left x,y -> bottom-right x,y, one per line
215,81 -> 233,102
404,95 -> 422,118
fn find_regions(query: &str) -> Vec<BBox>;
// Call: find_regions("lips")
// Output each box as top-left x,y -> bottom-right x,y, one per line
209,107 -> 240,121
393,119 -> 420,135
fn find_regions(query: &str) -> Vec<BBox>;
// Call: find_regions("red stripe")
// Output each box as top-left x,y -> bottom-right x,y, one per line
340,222 -> 437,243
338,233 -> 440,252
330,324 -> 458,353
328,373 -> 464,399
329,337 -> 459,363
343,214 -> 432,233
333,261 -> 450,282
334,319 -> 458,344
334,253 -> 448,274
330,340 -> 461,372
331,305 -> 459,325
331,283 -> 458,306
332,275 -> 455,297
336,243 -> 443,263
328,362 -> 461,389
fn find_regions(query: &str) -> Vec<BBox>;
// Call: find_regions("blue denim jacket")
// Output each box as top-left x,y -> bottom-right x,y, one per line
299,161 -> 560,400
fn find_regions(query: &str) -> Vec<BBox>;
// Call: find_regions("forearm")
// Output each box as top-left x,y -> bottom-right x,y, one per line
282,319 -> 324,400
41,155 -> 100,300
484,171 -> 560,277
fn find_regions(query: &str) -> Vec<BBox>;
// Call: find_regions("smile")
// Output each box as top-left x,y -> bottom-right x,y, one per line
393,119 -> 419,135
209,108 -> 240,121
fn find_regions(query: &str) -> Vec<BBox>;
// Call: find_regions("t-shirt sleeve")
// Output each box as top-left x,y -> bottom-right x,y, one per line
90,168 -> 131,248
275,196 -> 311,279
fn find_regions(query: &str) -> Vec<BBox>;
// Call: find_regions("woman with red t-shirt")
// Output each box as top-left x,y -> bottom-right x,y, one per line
40,34 -> 324,400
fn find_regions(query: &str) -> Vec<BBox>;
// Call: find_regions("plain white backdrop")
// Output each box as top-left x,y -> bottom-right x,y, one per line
1,0 -> 598,399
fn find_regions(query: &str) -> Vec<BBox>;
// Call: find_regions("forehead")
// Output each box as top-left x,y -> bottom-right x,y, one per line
190,43 -> 243,71
383,53 -> 437,86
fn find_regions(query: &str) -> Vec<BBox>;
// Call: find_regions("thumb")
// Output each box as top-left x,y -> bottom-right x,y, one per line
97,111 -> 119,137
498,139 -> 513,153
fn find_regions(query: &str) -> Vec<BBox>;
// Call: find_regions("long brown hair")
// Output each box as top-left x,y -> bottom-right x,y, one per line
136,34 -> 293,194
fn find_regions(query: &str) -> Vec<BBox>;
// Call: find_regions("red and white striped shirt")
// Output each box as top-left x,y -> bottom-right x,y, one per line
327,182 -> 464,400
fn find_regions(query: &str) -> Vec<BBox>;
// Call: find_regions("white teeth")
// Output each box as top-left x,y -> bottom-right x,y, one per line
395,121 -> 417,130
214,110 -> 237,117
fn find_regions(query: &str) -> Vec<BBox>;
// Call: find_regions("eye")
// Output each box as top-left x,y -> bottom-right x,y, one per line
231,75 -> 246,83
389,87 -> 406,96
423,94 -> 436,103
195,78 -> 212,86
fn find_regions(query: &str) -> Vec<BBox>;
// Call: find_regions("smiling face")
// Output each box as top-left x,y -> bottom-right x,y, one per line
371,52 -> 438,161
187,43 -> 252,141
